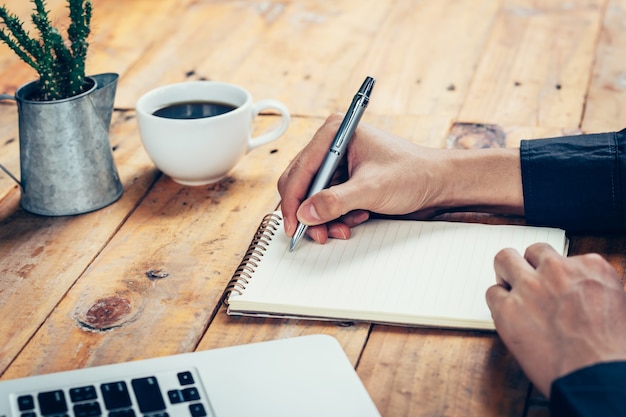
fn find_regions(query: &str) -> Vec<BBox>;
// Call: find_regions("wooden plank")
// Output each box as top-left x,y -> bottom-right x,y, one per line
114,0 -> 499,121
0,110 -> 158,377
0,106 -> 20,203
198,307 -> 372,367
355,0 -> 499,119
210,0 -> 499,120
525,386 -> 550,417
582,0 -> 626,132
114,0 -> 390,111
459,0 -> 606,128
358,326 -> 528,417
85,0 -> 190,87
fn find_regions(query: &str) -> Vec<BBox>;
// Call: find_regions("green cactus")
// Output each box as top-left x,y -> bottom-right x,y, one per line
0,0 -> 92,101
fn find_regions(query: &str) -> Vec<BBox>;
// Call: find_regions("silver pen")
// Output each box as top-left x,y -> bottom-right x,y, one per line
289,76 -> 375,252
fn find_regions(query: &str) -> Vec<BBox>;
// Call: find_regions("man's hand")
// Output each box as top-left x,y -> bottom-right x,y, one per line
277,114 -> 524,244
486,243 -> 626,396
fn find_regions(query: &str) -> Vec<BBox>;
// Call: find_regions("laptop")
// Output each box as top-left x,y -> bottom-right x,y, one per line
0,334 -> 381,417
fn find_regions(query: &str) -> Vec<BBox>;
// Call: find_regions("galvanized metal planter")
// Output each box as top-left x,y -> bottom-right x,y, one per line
0,73 -> 123,216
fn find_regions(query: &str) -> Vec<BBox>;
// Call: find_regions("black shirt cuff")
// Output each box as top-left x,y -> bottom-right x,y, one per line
550,361 -> 626,417
520,129 -> 626,232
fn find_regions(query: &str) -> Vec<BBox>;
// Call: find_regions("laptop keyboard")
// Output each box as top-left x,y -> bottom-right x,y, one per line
11,368 -> 213,417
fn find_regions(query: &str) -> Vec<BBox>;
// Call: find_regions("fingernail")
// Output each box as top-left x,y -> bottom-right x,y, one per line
354,211 -> 370,224
283,216 -> 292,235
305,202 -> 321,221
310,227 -> 322,243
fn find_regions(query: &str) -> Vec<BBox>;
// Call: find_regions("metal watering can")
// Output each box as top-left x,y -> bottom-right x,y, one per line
0,73 -> 123,216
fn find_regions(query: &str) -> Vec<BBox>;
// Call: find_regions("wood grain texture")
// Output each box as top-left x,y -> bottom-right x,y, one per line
0,111 -> 157,376
0,0 -> 624,416
460,0 -> 605,129
0,116 -> 314,378
358,326 -> 528,417
582,0 -> 626,132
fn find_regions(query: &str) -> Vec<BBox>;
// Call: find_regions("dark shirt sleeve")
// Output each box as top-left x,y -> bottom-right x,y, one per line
550,361 -> 626,417
520,128 -> 626,232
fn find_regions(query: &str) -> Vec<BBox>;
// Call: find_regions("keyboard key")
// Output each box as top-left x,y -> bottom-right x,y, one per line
189,403 -> 207,417
109,410 -> 136,417
131,377 -> 166,412
37,390 -> 68,415
182,387 -> 200,401
177,371 -> 194,386
17,394 -> 35,411
73,401 -> 101,417
20,412 -> 36,417
101,381 -> 132,409
70,385 -> 98,402
167,389 -> 184,404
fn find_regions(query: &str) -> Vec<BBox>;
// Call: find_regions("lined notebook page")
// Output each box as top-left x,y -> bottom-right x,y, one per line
226,213 -> 567,330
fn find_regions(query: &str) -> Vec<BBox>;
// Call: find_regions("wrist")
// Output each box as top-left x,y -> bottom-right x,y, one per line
434,148 -> 524,215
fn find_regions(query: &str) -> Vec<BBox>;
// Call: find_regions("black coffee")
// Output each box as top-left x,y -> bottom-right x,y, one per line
152,101 -> 237,119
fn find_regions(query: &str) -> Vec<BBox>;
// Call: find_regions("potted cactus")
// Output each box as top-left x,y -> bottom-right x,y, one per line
0,0 -> 123,216
0,0 -> 92,100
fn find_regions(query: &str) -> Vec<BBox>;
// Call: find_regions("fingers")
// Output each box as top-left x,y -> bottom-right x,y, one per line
326,210 -> 370,239
296,185 -> 356,226
487,245 -> 543,314
487,243 -> 564,320
484,283 -> 509,321
522,242 -> 561,269
486,248 -> 521,316
493,247 -> 529,290
278,114 -> 344,236
492,243 -> 559,289
304,210 -> 371,244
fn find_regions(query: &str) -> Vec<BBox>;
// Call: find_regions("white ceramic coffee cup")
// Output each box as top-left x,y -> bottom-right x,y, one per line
136,81 -> 290,186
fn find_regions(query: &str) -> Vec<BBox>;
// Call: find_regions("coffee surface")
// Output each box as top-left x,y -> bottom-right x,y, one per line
152,101 -> 237,119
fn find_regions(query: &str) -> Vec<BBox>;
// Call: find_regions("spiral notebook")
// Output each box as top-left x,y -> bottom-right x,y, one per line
223,212 -> 568,330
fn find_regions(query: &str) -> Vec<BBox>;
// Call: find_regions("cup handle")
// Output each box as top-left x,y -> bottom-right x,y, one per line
248,99 -> 290,151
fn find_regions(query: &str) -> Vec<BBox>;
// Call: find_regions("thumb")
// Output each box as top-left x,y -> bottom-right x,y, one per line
296,181 -> 364,226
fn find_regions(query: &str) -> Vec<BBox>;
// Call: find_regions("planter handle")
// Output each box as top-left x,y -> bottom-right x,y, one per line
0,93 -> 21,187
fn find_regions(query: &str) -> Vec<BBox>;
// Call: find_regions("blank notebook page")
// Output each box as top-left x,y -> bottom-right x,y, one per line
226,214 -> 567,330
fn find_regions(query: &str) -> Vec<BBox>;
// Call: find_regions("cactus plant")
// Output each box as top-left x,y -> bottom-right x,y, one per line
0,0 -> 92,101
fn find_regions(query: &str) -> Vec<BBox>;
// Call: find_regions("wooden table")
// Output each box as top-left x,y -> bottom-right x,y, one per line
1,1 -> 625,416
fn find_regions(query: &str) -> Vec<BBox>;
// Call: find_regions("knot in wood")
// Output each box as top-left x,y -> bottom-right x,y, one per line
81,296 -> 132,331
146,269 -> 169,280
446,123 -> 506,149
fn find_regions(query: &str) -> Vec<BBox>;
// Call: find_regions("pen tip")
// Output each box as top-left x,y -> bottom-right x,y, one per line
359,76 -> 375,97
289,224 -> 307,252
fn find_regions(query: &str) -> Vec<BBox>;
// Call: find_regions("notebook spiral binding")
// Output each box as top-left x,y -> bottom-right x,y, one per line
222,213 -> 282,305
